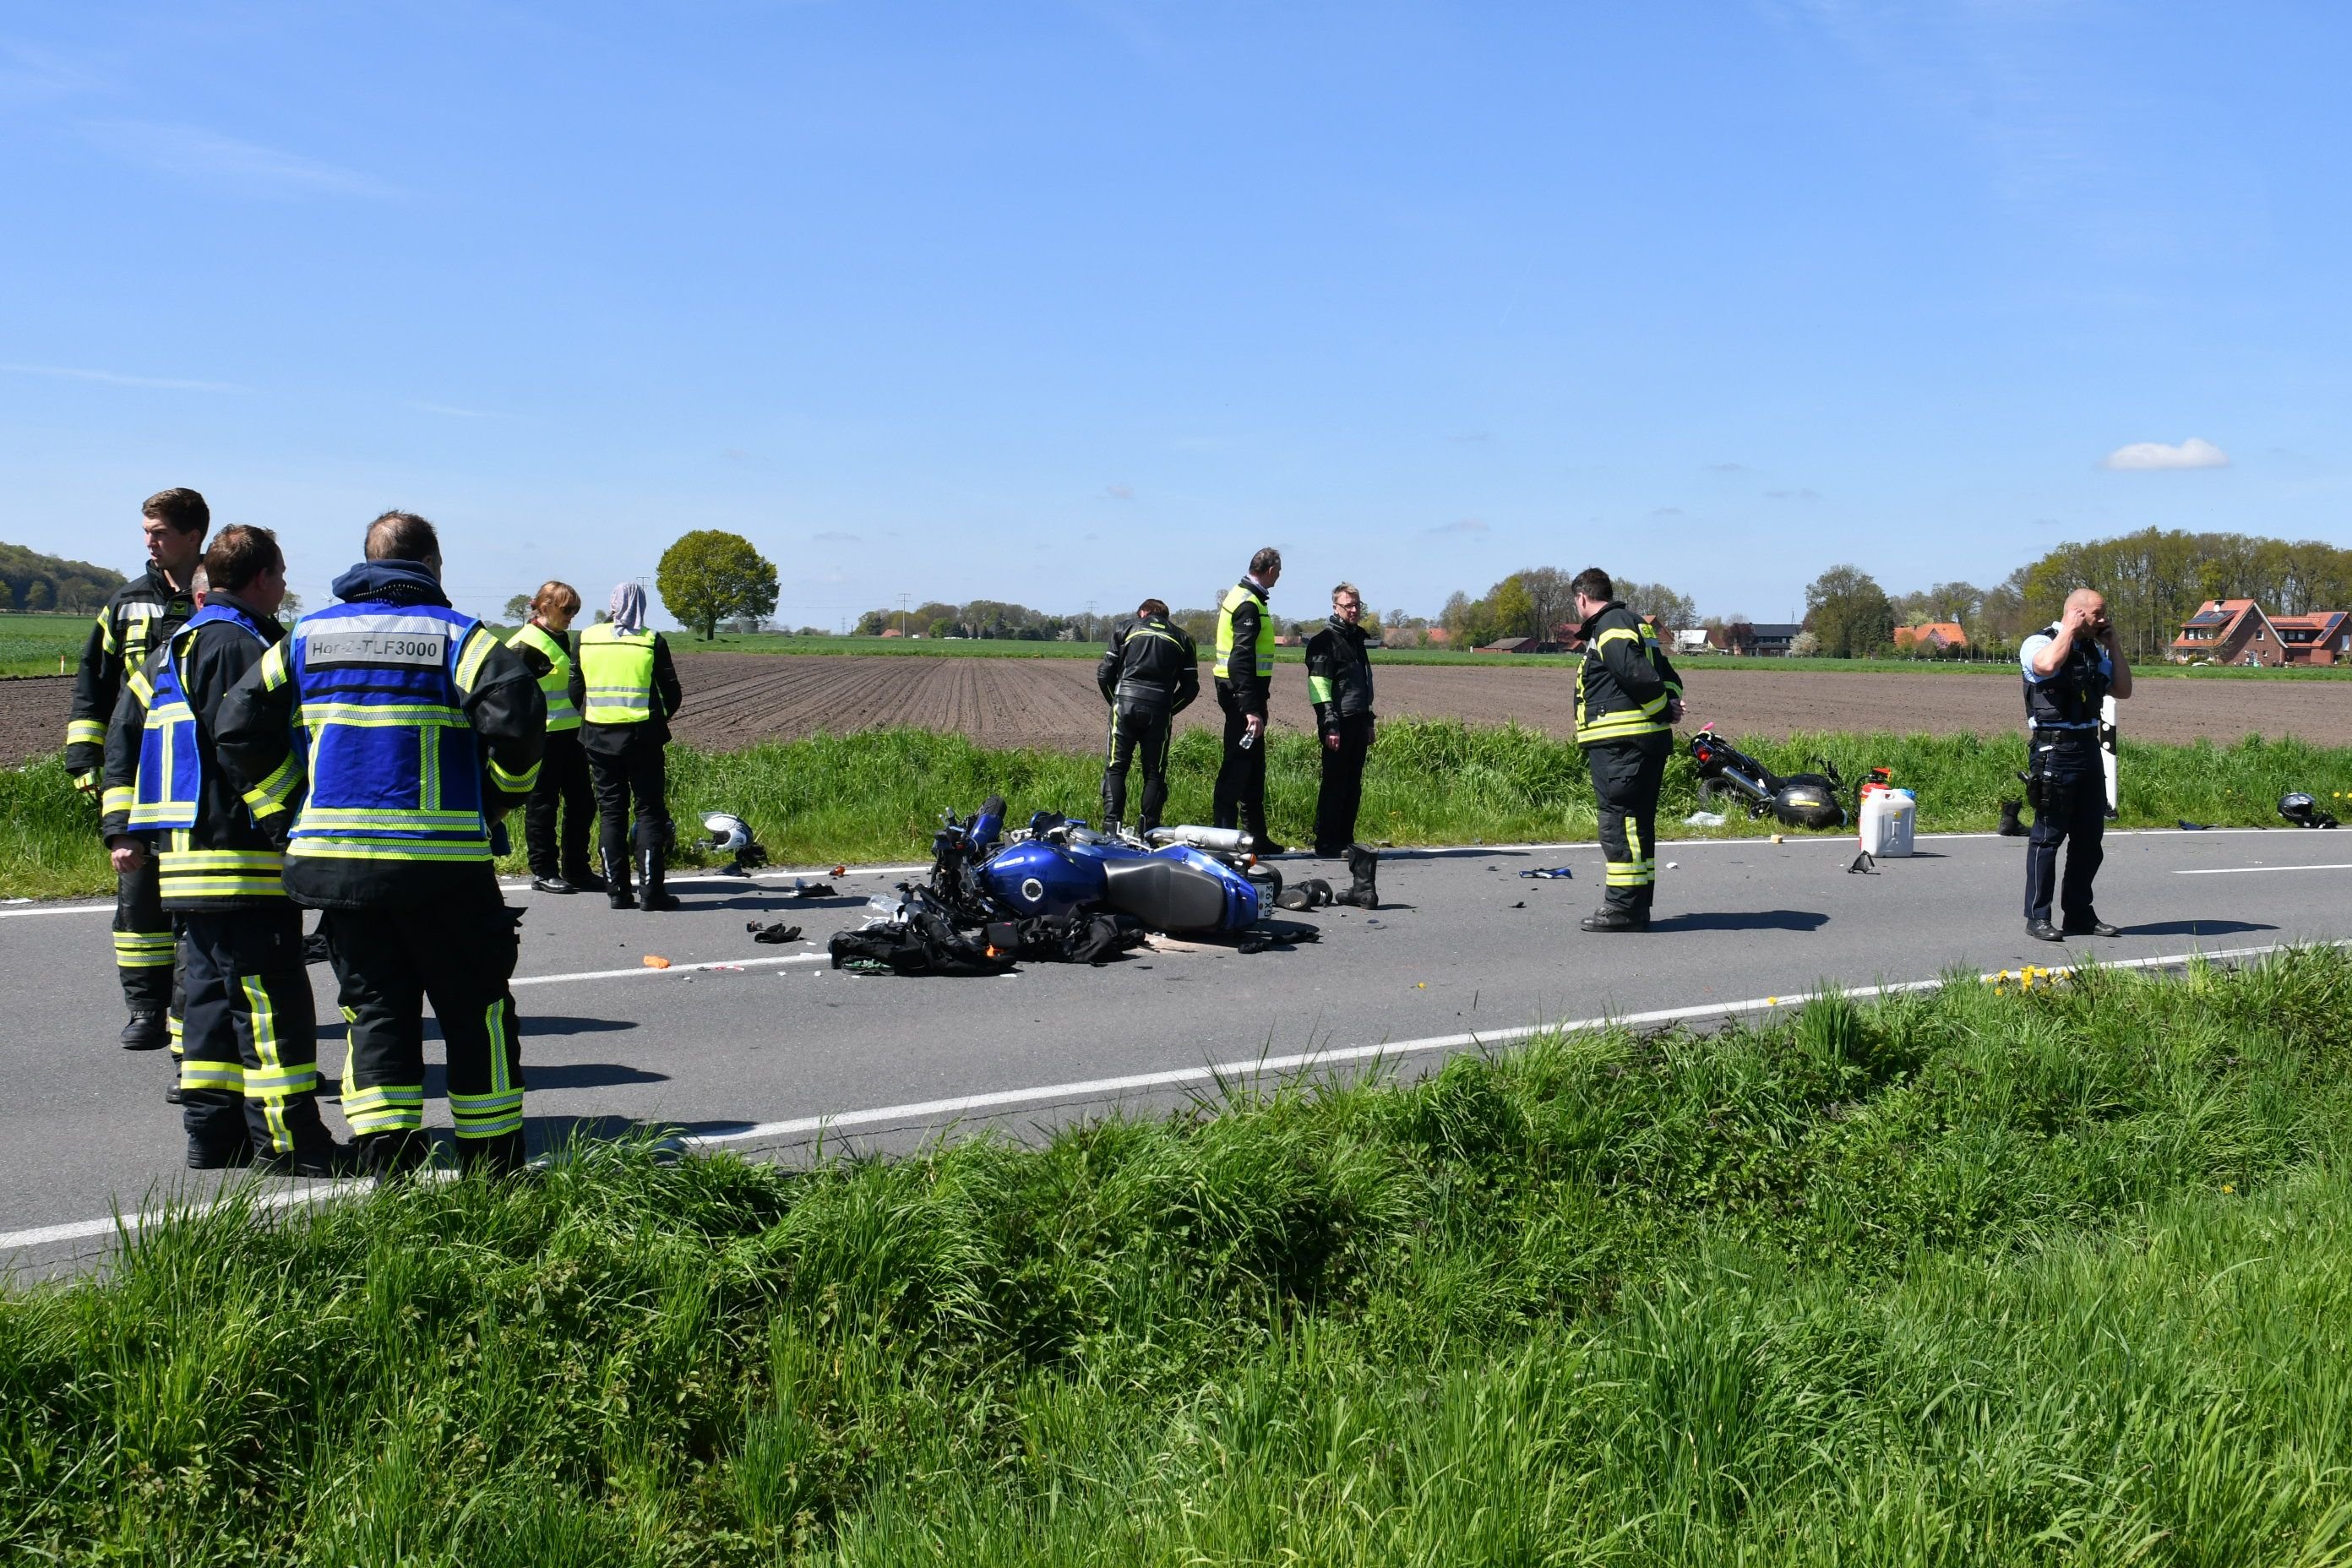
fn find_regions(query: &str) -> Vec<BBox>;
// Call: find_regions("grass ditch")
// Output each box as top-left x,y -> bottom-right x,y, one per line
8,721 -> 2352,900
7,949 -> 2352,1561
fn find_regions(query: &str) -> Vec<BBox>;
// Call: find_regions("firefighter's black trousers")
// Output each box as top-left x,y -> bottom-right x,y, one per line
112,854 -> 173,1013
178,907 -> 329,1160
1586,732 -> 1669,914
1212,684 -> 1269,836
1314,713 -> 1374,853
525,726 -> 596,882
323,896 -> 524,1163
586,732 -> 671,882
1102,705 -> 1173,830
2024,733 -> 2106,927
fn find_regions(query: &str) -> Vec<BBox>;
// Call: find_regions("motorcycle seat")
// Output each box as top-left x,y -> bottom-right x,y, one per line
1101,858 -> 1228,931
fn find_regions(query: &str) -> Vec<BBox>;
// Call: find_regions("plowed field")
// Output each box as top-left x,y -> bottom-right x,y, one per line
4,658 -> 2344,770
658,656 -> 2351,752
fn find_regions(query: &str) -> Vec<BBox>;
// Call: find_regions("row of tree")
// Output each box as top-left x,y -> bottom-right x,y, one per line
504,524 -> 2352,663
0,542 -> 126,614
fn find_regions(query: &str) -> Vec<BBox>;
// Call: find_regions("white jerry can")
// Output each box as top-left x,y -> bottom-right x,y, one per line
1858,787 -> 1916,858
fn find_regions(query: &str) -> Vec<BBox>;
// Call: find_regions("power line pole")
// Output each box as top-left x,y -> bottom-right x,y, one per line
898,593 -> 911,638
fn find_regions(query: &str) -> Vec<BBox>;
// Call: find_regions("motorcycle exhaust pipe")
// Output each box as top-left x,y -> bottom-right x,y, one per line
1147,825 -> 1250,852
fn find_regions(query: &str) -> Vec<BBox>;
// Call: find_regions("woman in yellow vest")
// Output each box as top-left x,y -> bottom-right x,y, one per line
570,581 -> 685,910
509,580 -> 602,895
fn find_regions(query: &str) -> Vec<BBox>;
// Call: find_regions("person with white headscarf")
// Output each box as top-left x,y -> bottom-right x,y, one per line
570,579 -> 685,909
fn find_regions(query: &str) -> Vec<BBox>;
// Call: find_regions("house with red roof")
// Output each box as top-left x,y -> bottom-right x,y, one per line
1894,621 -> 1968,652
2270,610 -> 2352,666
2171,599 -> 2282,665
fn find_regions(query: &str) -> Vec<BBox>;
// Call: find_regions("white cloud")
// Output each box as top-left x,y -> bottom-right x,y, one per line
0,360 -> 239,392
2099,437 -> 2230,471
82,119 -> 394,199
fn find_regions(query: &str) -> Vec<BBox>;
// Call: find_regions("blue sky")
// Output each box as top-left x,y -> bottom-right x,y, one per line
3,2 -> 2345,629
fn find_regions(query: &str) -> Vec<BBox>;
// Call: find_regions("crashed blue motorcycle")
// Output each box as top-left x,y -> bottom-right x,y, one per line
931,795 -> 1277,936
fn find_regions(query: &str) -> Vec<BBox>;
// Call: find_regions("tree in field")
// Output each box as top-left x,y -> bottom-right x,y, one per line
656,531 -> 779,640
503,593 -> 534,624
23,579 -> 52,612
1615,580 -> 1698,634
1804,565 -> 1896,658
1789,630 -> 1821,657
0,580 -> 13,611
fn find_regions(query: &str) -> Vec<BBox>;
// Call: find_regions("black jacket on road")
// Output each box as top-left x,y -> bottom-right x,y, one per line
1096,615 -> 1200,716
67,564 -> 197,782
1304,616 -> 1375,738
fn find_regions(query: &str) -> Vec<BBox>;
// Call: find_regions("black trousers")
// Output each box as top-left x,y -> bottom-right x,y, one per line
1587,732 -> 1670,914
1102,705 -> 1173,830
111,854 -> 173,1012
324,896 -> 524,1161
524,727 -> 596,881
1314,714 -> 1374,852
178,907 -> 329,1159
2024,739 -> 2107,926
1211,685 -> 1269,835
586,733 -> 671,881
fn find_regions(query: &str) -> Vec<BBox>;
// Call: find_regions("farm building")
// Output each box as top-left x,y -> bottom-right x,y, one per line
1745,623 -> 1804,656
1894,621 -> 1968,652
2271,611 -> 2352,665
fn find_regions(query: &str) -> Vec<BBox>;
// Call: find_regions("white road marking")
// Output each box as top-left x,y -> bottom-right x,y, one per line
0,827 -> 2297,920
6,939 -> 2314,1257
509,952 -> 827,986
2175,863 -> 2352,876
686,940 -> 2306,1147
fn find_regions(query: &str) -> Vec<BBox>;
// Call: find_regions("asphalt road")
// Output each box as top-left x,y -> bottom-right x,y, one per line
5,825 -> 2348,1275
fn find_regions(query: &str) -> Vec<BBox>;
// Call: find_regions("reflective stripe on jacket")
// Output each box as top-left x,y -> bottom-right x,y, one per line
67,565 -> 196,780
1213,582 -> 1276,683
101,596 -> 297,907
510,621 -> 582,731
576,624 -> 657,724
1573,603 -> 1683,745
254,603 -> 529,867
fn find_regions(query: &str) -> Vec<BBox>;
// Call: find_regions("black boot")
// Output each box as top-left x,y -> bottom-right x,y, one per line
569,866 -> 609,893
639,840 -> 679,912
186,1134 -> 254,1170
1332,845 -> 1379,907
121,1010 -> 168,1050
357,1130 -> 432,1182
604,848 -> 636,910
1580,906 -> 1649,933
1998,798 -> 2028,837
456,1130 -> 527,1179
1246,817 -> 1289,857
255,1141 -> 362,1178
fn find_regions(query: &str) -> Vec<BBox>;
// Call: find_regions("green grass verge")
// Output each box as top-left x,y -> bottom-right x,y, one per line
8,950 -> 2352,1561
0,612 -> 90,678
11,721 -> 2352,899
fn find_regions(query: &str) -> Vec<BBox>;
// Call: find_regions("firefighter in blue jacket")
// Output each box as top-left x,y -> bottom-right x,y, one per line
216,511 -> 545,1179
101,525 -> 347,1172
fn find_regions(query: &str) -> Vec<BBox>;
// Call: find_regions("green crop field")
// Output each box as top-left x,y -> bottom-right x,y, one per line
8,948 -> 2352,1561
9,720 -> 2352,901
0,612 -> 90,678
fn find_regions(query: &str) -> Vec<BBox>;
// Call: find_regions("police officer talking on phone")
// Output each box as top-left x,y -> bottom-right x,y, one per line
2019,587 -> 2132,942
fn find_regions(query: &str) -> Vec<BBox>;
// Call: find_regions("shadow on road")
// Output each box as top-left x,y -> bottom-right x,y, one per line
2121,919 -> 2277,938
1650,909 -> 1830,933
523,1015 -> 640,1037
